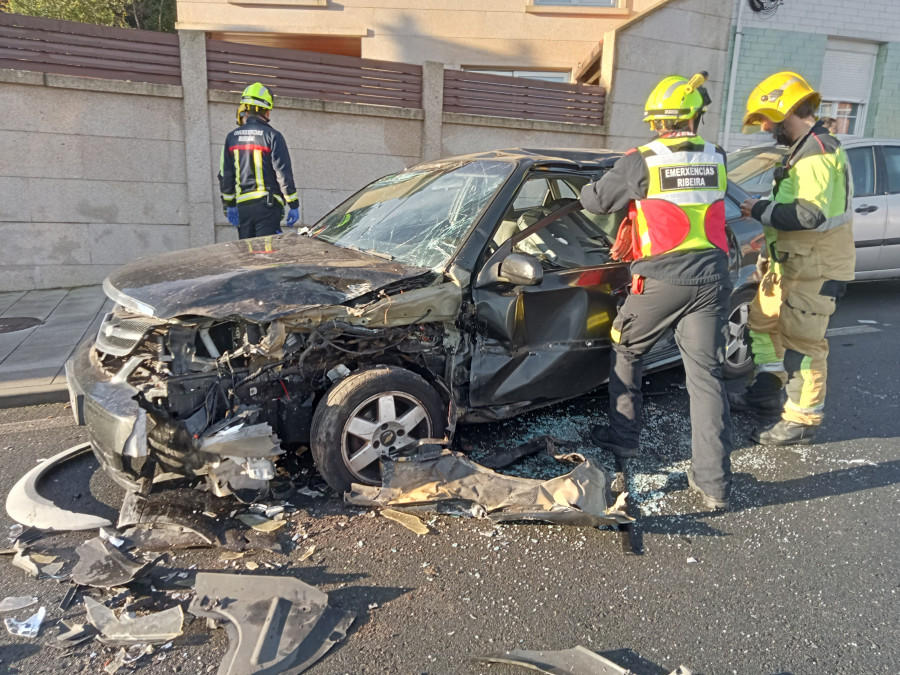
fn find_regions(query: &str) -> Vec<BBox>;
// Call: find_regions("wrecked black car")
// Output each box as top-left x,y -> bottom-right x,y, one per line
66,149 -> 763,495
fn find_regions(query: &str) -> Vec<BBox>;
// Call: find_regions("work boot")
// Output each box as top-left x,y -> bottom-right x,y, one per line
686,468 -> 730,510
729,372 -> 785,415
589,425 -> 639,459
751,419 -> 817,446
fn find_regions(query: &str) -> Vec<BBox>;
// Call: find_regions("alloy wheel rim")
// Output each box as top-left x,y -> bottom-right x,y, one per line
725,301 -> 751,369
341,390 -> 432,484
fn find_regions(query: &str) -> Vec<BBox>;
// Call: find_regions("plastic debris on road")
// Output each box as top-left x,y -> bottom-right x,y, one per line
4,605 -> 46,638
84,596 -> 184,645
0,596 -> 38,612
72,537 -> 149,588
381,509 -> 430,535
189,572 -> 355,675
475,645 -> 694,675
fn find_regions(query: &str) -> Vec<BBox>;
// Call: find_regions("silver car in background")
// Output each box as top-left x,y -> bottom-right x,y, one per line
728,138 -> 900,280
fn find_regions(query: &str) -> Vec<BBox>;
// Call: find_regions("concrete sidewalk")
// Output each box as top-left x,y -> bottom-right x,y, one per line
0,286 -> 110,407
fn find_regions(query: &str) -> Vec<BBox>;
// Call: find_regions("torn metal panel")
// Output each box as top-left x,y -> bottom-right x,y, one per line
282,281 -> 463,330
5,443 -> 114,532
103,233 -> 433,322
84,597 -> 183,645
72,537 -> 148,588
199,423 -> 281,458
189,572 -> 355,675
347,451 -> 633,528
4,606 -> 46,639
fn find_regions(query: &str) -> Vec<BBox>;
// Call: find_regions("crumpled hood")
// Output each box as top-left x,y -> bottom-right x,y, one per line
104,234 -> 431,321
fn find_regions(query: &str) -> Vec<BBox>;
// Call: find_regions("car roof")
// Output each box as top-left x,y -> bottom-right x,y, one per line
431,147 -> 623,171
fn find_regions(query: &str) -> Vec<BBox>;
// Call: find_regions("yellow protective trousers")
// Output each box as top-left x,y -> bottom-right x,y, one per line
747,248 -> 845,426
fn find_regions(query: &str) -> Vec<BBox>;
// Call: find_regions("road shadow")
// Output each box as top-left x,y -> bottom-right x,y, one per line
636,459 -> 900,537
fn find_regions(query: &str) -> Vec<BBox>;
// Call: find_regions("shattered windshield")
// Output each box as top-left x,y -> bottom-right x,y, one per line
310,160 -> 514,269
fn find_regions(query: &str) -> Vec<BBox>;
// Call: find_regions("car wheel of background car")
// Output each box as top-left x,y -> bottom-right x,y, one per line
310,366 -> 447,494
723,287 -> 756,379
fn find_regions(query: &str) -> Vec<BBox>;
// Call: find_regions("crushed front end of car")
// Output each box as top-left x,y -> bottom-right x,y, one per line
67,158 -> 513,495
66,236 -> 462,496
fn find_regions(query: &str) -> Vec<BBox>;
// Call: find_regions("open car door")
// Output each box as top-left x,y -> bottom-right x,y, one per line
467,180 -> 632,414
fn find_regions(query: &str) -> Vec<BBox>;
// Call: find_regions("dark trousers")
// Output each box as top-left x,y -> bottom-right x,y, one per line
608,277 -> 734,499
237,198 -> 283,240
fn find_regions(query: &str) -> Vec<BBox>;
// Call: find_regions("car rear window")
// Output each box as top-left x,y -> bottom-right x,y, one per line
847,147 -> 876,197
882,146 -> 900,194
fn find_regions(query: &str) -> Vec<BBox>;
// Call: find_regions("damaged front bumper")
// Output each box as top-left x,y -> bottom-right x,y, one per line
66,340 -> 148,491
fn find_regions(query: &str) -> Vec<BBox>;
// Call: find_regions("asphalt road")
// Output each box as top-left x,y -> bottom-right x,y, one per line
0,280 -> 898,675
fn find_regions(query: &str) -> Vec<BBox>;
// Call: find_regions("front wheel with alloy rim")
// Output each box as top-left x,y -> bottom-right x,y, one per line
310,366 -> 447,494
723,286 -> 756,379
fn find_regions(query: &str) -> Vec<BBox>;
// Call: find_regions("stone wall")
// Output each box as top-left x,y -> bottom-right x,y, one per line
0,70 -> 189,291
599,0 -> 733,151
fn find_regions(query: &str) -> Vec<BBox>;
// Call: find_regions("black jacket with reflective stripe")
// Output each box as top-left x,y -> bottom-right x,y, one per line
218,116 -> 299,209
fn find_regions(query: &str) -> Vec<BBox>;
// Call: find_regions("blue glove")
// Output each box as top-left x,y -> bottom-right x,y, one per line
226,206 -> 239,227
285,208 -> 300,228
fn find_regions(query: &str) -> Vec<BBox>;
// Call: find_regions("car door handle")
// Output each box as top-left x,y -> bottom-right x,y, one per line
855,204 -> 878,214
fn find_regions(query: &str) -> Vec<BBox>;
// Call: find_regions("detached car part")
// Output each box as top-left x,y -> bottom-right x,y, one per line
189,572 -> 355,675
5,443 -> 113,531
475,646 -> 693,675
348,451 -> 633,528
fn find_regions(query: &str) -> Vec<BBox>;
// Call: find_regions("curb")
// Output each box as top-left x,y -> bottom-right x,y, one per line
0,383 -> 70,409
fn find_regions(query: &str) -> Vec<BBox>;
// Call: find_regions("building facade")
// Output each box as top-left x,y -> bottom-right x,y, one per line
721,0 -> 900,150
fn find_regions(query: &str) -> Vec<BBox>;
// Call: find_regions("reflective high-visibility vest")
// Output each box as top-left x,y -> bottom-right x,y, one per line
632,135 -> 728,260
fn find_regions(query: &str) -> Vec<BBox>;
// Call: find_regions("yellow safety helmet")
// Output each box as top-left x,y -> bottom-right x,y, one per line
741,71 -> 821,133
240,82 -> 273,109
643,72 -> 709,128
237,82 -> 273,125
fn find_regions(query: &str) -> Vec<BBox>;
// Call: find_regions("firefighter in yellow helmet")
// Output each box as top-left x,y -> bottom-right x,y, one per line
580,73 -> 734,510
218,83 -> 300,239
732,72 -> 854,445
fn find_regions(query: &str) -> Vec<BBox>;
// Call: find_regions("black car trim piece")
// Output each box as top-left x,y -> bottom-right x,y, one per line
855,239 -> 885,249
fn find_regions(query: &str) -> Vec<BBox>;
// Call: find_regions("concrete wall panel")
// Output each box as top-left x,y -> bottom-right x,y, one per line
29,179 -> 188,226
441,122 -> 607,157
0,223 -> 91,266
0,83 -> 184,141
87,224 -> 192,265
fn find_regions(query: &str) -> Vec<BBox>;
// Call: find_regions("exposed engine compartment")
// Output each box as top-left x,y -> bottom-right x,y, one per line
93,305 -> 451,496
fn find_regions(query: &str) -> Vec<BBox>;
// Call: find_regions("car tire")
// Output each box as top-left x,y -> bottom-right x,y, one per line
723,286 -> 756,380
310,366 -> 447,494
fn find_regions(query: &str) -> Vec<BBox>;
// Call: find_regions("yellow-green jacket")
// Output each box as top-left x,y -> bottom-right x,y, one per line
749,120 -> 855,281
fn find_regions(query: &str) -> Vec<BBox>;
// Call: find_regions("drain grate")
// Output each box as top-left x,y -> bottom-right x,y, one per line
0,317 -> 44,334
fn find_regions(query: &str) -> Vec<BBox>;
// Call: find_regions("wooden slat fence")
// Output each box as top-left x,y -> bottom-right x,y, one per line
206,38 -> 422,109
443,69 -> 605,126
0,13 -> 181,85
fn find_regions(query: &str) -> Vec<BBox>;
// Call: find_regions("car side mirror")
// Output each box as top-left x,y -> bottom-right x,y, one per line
499,253 -> 543,286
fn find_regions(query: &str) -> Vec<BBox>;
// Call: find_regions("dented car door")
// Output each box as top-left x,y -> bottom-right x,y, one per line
468,173 -> 631,410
